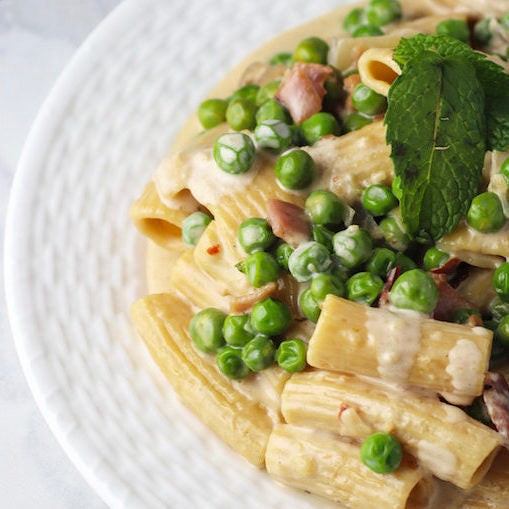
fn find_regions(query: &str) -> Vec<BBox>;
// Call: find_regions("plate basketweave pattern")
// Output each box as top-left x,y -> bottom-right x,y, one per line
5,0 -> 352,507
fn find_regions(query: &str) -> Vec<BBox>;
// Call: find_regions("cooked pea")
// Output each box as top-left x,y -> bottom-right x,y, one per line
347,272 -> 384,305
269,52 -> 293,66
466,397 -> 493,427
323,67 -> 344,112
423,247 -> 450,271
362,184 -> 398,216
366,247 -> 396,277
293,36 -> 329,65
189,308 -> 226,354
244,251 -> 280,288
389,269 -> 439,314
312,224 -> 335,251
343,112 -> 373,132
467,192 -> 506,233
288,241 -> 332,282
394,252 -> 417,273
255,98 -> 292,124
501,157 -> 509,186
360,433 -> 402,474
305,189 -> 345,225
352,83 -> 387,115
436,19 -> 470,43
198,98 -> 228,129
496,316 -> 509,348
256,80 -> 281,106
238,217 -> 275,254
365,0 -> 402,27
300,112 -> 342,146
489,297 -> 509,322
251,298 -> 292,336
241,336 -> 276,371
333,225 -> 373,269
216,346 -> 250,379
452,308 -> 482,324
490,333 -> 508,368
226,98 -> 258,131
213,132 -> 255,174
276,243 -> 294,271
229,83 -> 260,104
276,338 -> 307,372
299,288 -> 321,323
331,264 -> 351,283
275,149 -> 314,189
474,18 -> 493,45
182,211 -> 212,247
343,7 -> 367,34
391,176 -> 403,200
311,273 -> 345,302
379,216 -> 410,251
352,24 -> 384,37
223,314 -> 255,347
493,263 -> 509,302
254,120 -> 292,152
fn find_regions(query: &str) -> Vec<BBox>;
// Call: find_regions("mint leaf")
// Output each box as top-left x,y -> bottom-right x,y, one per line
394,34 -> 509,151
385,52 -> 486,241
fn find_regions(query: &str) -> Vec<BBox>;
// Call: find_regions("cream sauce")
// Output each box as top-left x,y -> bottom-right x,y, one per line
417,440 -> 458,480
446,339 -> 483,395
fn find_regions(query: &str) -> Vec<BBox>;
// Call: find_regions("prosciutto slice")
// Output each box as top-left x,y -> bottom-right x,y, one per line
378,265 -> 401,307
484,372 -> 509,442
266,199 -> 311,248
431,273 -> 479,322
275,62 -> 332,124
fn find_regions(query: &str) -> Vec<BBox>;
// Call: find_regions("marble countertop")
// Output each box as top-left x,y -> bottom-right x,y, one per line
0,1 -> 120,507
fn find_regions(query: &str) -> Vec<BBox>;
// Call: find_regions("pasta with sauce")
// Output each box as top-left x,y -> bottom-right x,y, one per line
130,0 -> 509,507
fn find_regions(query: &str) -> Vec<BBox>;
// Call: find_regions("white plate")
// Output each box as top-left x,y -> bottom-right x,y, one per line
5,0 -> 352,507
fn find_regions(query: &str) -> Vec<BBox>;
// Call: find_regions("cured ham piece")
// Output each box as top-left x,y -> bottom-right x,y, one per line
378,265 -> 401,307
484,372 -> 509,442
230,282 -> 277,314
431,273 -> 479,322
430,257 -> 461,275
275,62 -> 332,124
266,199 -> 311,248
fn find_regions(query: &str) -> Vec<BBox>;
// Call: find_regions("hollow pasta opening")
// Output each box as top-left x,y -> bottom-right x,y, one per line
368,60 -> 399,86
469,446 -> 502,488
406,476 -> 435,509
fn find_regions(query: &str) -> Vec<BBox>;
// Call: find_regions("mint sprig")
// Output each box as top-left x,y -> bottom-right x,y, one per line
385,51 -> 486,241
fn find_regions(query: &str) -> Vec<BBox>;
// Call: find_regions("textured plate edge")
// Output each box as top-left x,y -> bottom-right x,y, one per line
3,1 -> 148,507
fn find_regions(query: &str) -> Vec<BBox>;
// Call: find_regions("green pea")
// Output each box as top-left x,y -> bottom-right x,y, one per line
352,83 -> 387,115
198,98 -> 228,129
223,314 -> 255,347
391,176 -> 403,200
276,338 -> 307,372
275,149 -> 314,189
312,224 -> 335,251
489,297 -> 509,322
496,316 -> 509,348
256,98 -> 292,125
254,120 -> 292,152
362,184 -> 398,216
452,308 -> 482,324
229,84 -> 260,104
484,319 -> 498,332
501,157 -> 509,186
300,112 -> 342,146
269,52 -> 293,67
216,346 -> 250,379
323,67 -> 344,112
331,264 -> 351,283
181,212 -> 212,247
241,336 -> 275,371
288,241 -> 332,282
256,80 -> 281,107
436,19 -> 470,43
238,217 -> 275,254
275,243 -> 294,271
474,18 -> 493,45
311,273 -> 345,302
347,272 -> 383,306
343,8 -> 367,34
213,132 -> 255,174
389,269 -> 439,314
490,333 -> 508,368
360,433 -> 402,474
333,225 -> 373,269
251,298 -> 292,336
189,308 -> 226,354
305,190 -> 345,225
366,247 -> 396,277
299,288 -> 321,323
365,0 -> 402,27
494,263 -> 509,302
394,252 -> 417,273
244,251 -> 280,288
466,397 -> 493,427
293,36 -> 329,65
343,112 -> 373,132
226,98 -> 258,131
352,24 -> 384,37
423,247 -> 450,271
467,192 -> 506,233
379,216 -> 410,251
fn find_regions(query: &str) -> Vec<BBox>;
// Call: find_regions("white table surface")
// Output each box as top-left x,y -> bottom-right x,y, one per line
0,1 -> 121,507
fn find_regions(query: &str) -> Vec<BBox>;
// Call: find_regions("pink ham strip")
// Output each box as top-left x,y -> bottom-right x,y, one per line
378,265 -> 401,307
431,273 -> 479,322
275,62 -> 332,124
266,199 -> 311,248
484,373 -> 509,442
